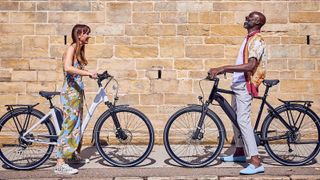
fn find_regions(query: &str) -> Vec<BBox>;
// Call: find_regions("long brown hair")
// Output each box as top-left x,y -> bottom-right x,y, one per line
71,24 -> 91,67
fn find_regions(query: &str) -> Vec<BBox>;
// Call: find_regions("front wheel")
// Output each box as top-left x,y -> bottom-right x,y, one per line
94,106 -> 154,167
163,105 -> 225,168
262,104 -> 320,166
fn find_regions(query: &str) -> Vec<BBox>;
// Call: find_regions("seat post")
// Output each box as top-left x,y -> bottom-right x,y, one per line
263,86 -> 270,99
48,98 -> 54,109
254,85 -> 271,131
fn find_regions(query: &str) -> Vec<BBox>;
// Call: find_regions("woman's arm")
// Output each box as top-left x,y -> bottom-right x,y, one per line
63,46 -> 96,77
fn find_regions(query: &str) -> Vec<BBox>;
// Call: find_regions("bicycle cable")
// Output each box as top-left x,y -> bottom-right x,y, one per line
83,77 -> 110,118
83,90 -> 92,118
83,77 -> 120,118
199,78 -> 206,101
198,77 -> 221,106
112,78 -> 119,103
105,78 -> 119,105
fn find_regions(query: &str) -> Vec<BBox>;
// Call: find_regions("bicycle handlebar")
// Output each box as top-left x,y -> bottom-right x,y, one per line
205,75 -> 219,81
97,70 -> 112,80
206,72 -> 226,81
97,70 -> 113,87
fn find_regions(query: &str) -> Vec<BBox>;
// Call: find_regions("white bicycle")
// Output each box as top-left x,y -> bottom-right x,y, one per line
0,71 -> 154,170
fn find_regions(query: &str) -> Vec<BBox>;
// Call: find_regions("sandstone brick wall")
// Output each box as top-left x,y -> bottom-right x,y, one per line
0,0 -> 319,144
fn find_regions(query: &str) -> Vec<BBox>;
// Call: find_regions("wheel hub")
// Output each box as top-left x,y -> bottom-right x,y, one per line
187,131 -> 202,145
18,132 -> 33,146
287,127 -> 301,143
118,129 -> 132,144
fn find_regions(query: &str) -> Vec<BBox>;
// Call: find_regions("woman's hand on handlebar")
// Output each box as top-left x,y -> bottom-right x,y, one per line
89,72 -> 98,79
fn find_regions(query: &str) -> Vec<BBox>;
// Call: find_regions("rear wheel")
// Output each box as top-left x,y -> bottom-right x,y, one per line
0,108 -> 56,170
262,104 -> 320,166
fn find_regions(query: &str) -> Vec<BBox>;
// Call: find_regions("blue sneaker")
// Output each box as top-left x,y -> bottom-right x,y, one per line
240,164 -> 265,175
220,155 -> 246,162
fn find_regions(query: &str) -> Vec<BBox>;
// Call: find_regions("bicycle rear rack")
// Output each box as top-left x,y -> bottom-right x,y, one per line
5,103 -> 39,112
278,99 -> 312,108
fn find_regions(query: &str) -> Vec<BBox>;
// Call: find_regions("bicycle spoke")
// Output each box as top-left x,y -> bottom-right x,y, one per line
171,124 -> 189,136
171,143 -> 186,153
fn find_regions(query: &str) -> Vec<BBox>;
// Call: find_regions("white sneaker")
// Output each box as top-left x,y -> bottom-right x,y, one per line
54,163 -> 78,175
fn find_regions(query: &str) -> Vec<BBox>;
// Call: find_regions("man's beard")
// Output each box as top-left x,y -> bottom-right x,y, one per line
244,21 -> 254,29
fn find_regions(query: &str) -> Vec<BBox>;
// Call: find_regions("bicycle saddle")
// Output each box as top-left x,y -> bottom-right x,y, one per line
39,91 -> 60,99
263,79 -> 279,87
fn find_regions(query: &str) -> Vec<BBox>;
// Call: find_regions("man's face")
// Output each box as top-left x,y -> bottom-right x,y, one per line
244,13 -> 259,29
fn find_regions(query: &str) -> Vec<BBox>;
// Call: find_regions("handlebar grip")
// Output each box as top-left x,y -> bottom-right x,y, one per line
97,70 -> 113,79
206,72 -> 226,81
205,75 -> 218,81
206,72 -> 213,80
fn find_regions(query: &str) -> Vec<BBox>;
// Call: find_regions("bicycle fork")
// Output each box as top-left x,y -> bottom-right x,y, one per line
192,103 -> 210,140
111,113 -> 128,140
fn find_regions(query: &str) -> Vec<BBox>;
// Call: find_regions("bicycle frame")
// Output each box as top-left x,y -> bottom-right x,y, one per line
21,107 -> 61,145
22,85 -> 110,145
194,78 -> 296,143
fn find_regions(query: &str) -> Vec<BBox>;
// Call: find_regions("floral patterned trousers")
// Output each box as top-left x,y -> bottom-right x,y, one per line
56,86 -> 83,159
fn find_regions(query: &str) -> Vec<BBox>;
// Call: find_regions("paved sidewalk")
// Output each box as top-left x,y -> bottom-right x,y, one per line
1,145 -> 320,179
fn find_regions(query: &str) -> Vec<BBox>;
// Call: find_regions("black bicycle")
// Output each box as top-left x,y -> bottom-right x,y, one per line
0,71 -> 154,170
163,75 -> 320,167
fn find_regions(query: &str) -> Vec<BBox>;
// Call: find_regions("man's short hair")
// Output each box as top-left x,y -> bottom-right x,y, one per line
251,11 -> 266,28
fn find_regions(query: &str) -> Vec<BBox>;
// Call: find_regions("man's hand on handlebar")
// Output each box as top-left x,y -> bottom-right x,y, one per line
208,67 -> 224,78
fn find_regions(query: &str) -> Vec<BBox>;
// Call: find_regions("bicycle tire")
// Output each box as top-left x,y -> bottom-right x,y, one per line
262,104 -> 320,166
0,108 -> 56,170
163,105 -> 225,168
94,106 -> 154,167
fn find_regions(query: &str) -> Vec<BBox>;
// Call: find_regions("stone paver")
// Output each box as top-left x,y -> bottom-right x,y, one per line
219,176 -> 290,180
114,177 -> 144,180
0,145 -> 319,179
147,177 -> 171,180
290,175 -> 320,180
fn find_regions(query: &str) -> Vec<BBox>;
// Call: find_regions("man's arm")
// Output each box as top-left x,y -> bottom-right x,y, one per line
208,57 -> 258,77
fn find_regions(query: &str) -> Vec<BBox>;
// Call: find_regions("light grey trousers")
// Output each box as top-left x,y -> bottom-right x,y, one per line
231,82 -> 259,157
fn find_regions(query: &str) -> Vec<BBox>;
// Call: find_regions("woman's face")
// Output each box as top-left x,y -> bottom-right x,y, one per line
78,31 -> 90,45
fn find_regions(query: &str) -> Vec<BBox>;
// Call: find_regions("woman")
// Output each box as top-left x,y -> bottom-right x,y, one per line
54,24 -> 97,175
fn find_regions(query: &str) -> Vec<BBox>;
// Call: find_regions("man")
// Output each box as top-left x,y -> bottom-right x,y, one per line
208,11 -> 267,175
